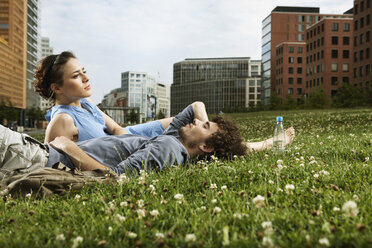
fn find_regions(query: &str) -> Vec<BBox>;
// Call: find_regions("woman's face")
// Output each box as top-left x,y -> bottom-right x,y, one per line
56,58 -> 92,100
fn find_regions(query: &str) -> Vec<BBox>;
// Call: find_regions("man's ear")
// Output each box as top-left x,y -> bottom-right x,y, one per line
199,144 -> 214,153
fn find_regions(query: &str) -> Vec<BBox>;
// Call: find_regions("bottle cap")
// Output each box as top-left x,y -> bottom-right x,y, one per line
276,116 -> 283,122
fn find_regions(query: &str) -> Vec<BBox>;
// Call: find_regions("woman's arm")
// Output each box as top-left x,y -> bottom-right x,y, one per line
44,113 -> 79,143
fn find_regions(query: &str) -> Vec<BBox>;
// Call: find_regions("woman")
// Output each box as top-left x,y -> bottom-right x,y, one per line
34,51 -> 174,143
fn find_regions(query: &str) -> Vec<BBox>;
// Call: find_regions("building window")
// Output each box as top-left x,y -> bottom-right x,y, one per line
366,64 -> 370,75
289,67 -> 294,74
332,23 -> 339,31
331,50 -> 338,58
361,17 -> 365,28
355,4 -> 359,14
298,34 -> 304,41
297,78 -> 302,84
354,52 -> 358,62
367,0 -> 370,8
298,15 -> 304,22
367,14 -> 370,25
355,20 -> 358,31
343,50 -> 349,58
360,33 -> 364,44
367,31 -> 370,42
306,15 -> 313,23
332,36 -> 338,45
289,46 -> 294,53
360,66 -> 363,76
297,57 -> 303,64
288,78 -> 294,84
360,50 -> 364,60
288,88 -> 293,95
354,36 -> 358,46
361,0 -> 365,11
297,88 -> 302,95
331,63 -> 338,72
321,23 -> 324,32
343,36 -> 350,45
343,23 -> 350,31
354,68 -> 357,78
367,48 -> 370,58
342,63 -> 349,72
321,37 -> 324,45
288,57 -> 294,63
298,47 -> 303,53
342,77 -> 349,83
331,77 -> 338,85
298,24 -> 305,32
297,67 -> 302,74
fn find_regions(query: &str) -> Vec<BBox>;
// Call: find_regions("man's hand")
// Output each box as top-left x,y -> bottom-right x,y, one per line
49,136 -> 76,153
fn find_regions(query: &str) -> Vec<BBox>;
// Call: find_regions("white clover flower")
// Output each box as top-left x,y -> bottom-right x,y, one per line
200,206 -> 206,211
174,194 -> 184,200
185,233 -> 196,243
318,237 -> 330,247
276,159 -> 283,165
299,163 -> 305,167
210,155 -> 218,161
139,170 -> 148,177
364,157 -> 369,163
56,234 -> 65,241
155,232 -> 164,239
108,226 -> 113,232
72,236 -> 83,248
342,201 -> 359,218
248,170 -> 253,174
204,166 -> 208,171
221,185 -> 227,190
210,183 -> 217,190
319,170 -> 329,176
309,160 -> 317,165
117,174 -> 128,184
309,156 -> 315,161
264,154 -> 269,158
211,199 -> 217,204
149,184 -> 156,192
127,232 -> 137,239
25,193 -> 32,199
150,209 -> 159,217
333,207 -> 340,212
213,207 -> 221,214
120,201 -> 128,208
75,194 -> 81,200
136,199 -> 144,208
285,184 -> 295,194
277,188 -> 283,193
268,180 -> 274,184
262,221 -> 274,235
252,195 -> 265,208
262,236 -> 274,248
137,209 -> 146,219
353,194 -> 359,201
277,164 -> 283,171
233,213 -> 242,219
116,214 -> 126,222
314,174 -> 319,179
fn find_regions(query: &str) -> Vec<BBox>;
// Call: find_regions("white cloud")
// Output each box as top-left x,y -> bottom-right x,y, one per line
40,0 -> 352,103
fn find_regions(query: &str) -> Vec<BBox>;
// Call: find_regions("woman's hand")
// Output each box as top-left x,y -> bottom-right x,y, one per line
49,136 -> 76,153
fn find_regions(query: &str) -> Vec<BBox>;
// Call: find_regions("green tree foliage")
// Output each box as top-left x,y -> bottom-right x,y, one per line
306,86 -> 329,109
269,91 -> 282,110
332,83 -> 364,108
129,109 -> 139,124
27,107 -> 45,122
282,94 -> 297,110
0,100 -> 20,122
157,110 -> 166,119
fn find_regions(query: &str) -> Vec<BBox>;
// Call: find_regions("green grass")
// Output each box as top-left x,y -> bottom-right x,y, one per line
1,108 -> 371,247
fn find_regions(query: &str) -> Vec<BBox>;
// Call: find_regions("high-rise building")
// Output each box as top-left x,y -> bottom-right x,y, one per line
25,0 -> 41,109
353,0 -> 372,89
261,6 -> 353,104
155,83 -> 170,117
121,71 -> 159,122
171,57 -> 261,115
39,37 -> 53,110
305,17 -> 353,98
0,0 -> 27,109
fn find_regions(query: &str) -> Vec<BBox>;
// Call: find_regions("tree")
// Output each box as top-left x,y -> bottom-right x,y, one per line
306,86 -> 329,109
332,83 -> 364,108
282,94 -> 297,110
157,110 -> 165,119
269,91 -> 282,110
128,109 -> 139,124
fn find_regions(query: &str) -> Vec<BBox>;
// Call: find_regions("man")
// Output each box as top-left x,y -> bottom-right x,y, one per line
0,102 -> 246,179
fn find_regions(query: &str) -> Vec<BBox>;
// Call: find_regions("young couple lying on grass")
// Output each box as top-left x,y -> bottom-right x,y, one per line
0,51 -> 295,180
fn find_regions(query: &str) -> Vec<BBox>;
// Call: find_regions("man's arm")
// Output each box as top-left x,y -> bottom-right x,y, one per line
192,101 -> 208,122
49,136 -> 108,171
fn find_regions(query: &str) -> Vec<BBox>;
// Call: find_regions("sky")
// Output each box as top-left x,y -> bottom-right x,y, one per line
40,0 -> 352,103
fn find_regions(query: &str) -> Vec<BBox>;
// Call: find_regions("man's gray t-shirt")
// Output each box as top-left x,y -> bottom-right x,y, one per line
46,105 -> 194,175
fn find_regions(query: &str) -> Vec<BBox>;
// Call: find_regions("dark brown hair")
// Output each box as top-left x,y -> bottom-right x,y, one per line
33,51 -> 76,102
205,116 -> 247,159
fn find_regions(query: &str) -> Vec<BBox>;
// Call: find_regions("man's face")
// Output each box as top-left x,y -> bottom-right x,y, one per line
179,119 -> 219,148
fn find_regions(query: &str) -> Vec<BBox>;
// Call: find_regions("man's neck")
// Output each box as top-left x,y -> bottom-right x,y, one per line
179,138 -> 199,158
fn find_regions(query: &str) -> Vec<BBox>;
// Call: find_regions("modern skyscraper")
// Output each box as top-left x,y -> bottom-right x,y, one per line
353,0 -> 372,89
25,0 -> 41,109
171,57 -> 261,115
0,0 -> 27,109
39,36 -> 53,110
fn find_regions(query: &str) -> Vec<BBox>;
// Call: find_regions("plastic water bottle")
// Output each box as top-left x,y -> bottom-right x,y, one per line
273,116 -> 285,153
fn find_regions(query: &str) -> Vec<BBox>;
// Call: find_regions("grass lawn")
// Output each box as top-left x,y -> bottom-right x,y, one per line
1,108 -> 371,247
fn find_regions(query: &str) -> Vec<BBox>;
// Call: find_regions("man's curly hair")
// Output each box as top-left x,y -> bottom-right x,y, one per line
205,116 -> 247,159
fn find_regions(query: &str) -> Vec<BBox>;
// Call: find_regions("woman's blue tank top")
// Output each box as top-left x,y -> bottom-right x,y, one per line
45,98 -> 109,142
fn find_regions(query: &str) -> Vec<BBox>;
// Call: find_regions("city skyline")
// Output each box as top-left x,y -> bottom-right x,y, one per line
40,0 -> 352,104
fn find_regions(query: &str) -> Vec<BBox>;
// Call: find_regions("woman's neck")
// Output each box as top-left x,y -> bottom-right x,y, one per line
55,97 -> 82,107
